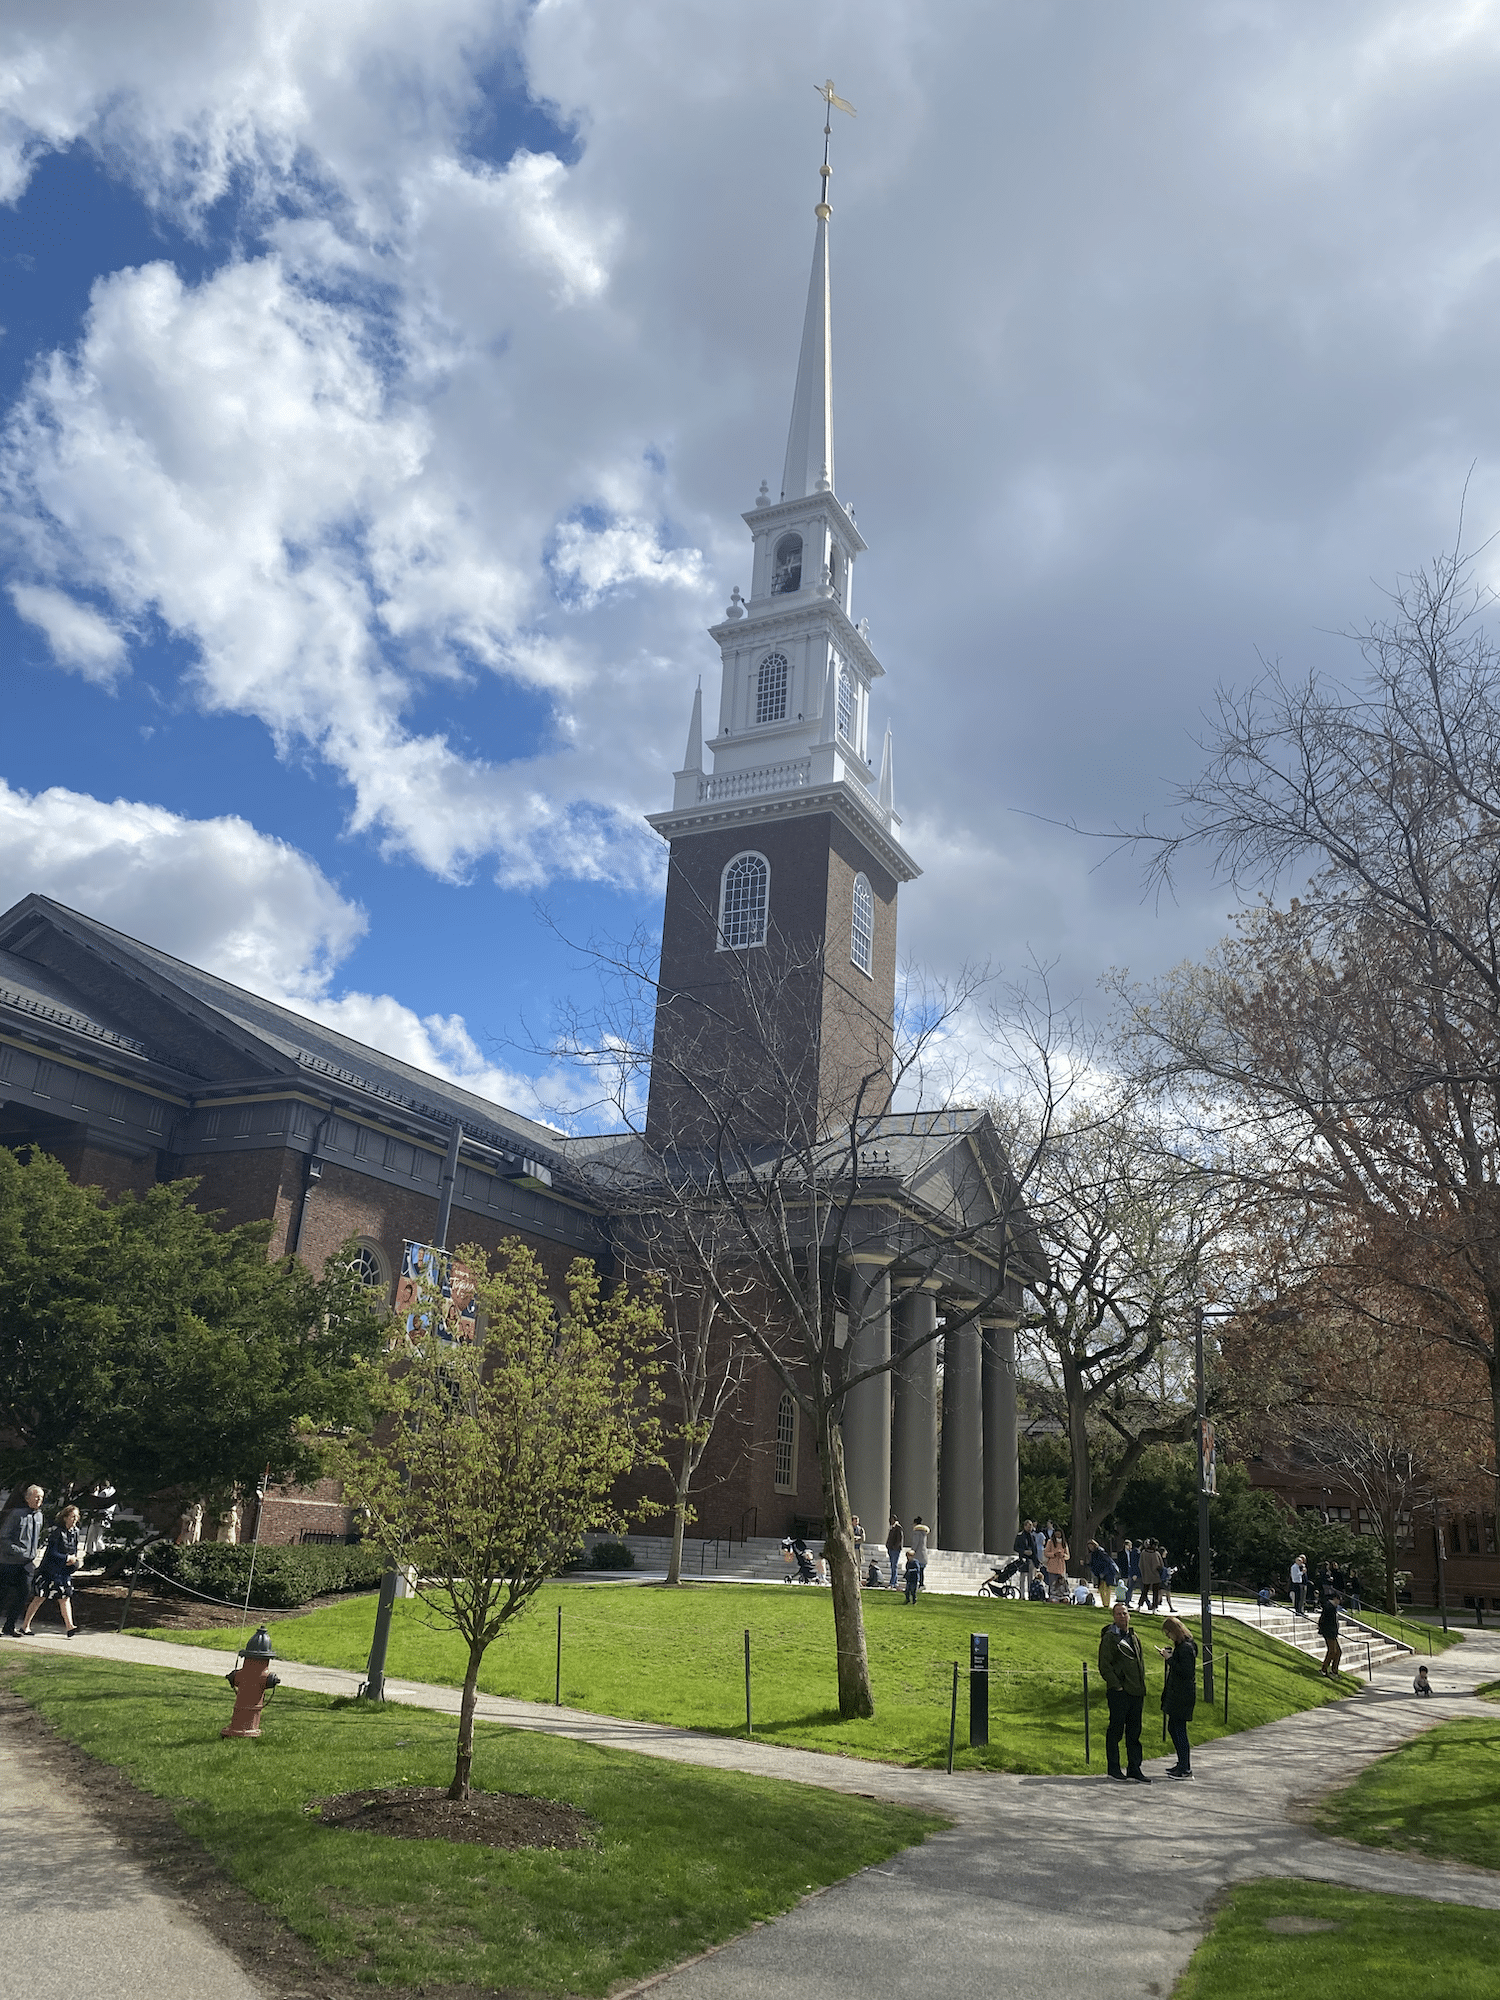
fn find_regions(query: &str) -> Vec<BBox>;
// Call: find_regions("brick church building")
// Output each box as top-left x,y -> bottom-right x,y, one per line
0,141 -> 1026,1556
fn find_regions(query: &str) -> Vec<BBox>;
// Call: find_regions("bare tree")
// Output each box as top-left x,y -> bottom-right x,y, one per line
1004,1094 -> 1232,1551
1115,546 -> 1500,1541
557,931 -> 1066,1721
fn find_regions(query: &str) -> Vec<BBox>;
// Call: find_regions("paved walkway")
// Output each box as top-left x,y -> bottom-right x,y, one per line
0,1701 -> 262,2000
4,1624 -> 1499,1998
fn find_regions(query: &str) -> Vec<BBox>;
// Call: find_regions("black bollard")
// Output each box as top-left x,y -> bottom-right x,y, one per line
969,1632 -> 989,1748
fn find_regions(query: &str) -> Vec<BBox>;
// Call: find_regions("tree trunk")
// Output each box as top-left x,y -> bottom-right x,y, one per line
1382,1522 -> 1397,1615
666,1493 -> 687,1587
1489,1348 -> 1500,1563
449,1642 -> 484,1800
1065,1367 -> 1092,1548
818,1403 -> 874,1719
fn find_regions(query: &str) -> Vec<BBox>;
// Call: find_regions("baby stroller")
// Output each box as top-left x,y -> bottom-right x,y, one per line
979,1556 -> 1023,1598
781,1536 -> 817,1584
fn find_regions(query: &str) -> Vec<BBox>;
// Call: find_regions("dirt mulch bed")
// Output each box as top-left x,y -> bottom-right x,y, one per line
310,1785 -> 597,1851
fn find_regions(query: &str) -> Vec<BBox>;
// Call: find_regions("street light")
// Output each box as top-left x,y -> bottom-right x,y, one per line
1195,1307 -> 1216,1703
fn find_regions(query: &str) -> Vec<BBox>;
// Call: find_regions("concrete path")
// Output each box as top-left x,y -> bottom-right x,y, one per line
0,1704 -> 263,2000
4,1624 -> 1499,1999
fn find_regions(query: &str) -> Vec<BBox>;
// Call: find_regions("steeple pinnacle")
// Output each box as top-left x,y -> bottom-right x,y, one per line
780,81 -> 854,504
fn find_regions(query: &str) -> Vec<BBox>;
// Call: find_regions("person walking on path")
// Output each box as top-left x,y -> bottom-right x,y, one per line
1138,1541 -> 1163,1612
1044,1528 -> 1070,1602
1121,1539 -> 1140,1606
910,1516 -> 930,1592
1014,1519 -> 1040,1602
886,1515 -> 903,1589
1290,1554 -> 1307,1618
0,1485 -> 44,1636
1158,1549 -> 1177,1613
1098,1602 -> 1151,1783
1318,1593 -> 1343,1678
1158,1615 -> 1198,1778
18,1503 -> 82,1636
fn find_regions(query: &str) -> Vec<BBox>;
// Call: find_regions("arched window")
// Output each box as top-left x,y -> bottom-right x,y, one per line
836,665 -> 855,742
851,873 -> 874,976
718,851 -> 769,950
771,533 -> 803,594
756,651 -> 789,724
774,1391 -> 798,1491
347,1240 -> 389,1297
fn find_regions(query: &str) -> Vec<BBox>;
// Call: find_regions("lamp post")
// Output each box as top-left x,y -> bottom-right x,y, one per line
1196,1307 -> 1215,1704
1434,1494 -> 1449,1634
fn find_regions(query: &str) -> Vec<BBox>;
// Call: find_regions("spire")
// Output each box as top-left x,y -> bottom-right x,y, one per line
780,82 -> 853,503
682,682 -> 703,773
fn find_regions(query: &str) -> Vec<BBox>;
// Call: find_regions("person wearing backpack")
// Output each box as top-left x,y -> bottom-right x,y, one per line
1087,1539 -> 1119,1606
1318,1593 -> 1343,1677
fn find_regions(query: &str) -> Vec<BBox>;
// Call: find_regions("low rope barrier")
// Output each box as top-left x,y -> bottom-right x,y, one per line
128,1562 -> 289,1618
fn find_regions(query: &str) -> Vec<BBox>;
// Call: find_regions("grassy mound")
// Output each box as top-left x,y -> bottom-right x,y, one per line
1317,1714 -> 1500,1870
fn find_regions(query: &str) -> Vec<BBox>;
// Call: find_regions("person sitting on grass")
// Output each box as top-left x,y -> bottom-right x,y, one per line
903,1550 -> 920,1604
1413,1664 -> 1433,1697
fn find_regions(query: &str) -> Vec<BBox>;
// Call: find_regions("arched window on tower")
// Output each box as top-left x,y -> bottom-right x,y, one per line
851,873 -> 874,977
718,851 -> 769,950
836,665 -> 856,743
771,533 -> 803,594
756,651 -> 789,724
774,1391 -> 798,1491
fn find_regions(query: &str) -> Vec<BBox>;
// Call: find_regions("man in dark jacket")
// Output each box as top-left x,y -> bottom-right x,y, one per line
1,1485 -> 45,1636
1098,1602 -> 1151,1782
1014,1520 -> 1040,1603
1318,1594 -> 1343,1677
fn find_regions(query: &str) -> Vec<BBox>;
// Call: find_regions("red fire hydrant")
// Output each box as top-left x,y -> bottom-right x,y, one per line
222,1625 -> 280,1738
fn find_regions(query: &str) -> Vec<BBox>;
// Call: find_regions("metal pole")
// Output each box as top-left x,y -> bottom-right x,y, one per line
237,1467 -> 270,1642
1196,1308 -> 1215,1704
433,1120 -> 463,1255
556,1604 -> 562,1706
1435,1499 -> 1449,1634
1223,1648 -> 1229,1724
947,1661 -> 959,1773
1366,1640 -> 1372,1682
1082,1663 -> 1090,1765
744,1629 -> 752,1736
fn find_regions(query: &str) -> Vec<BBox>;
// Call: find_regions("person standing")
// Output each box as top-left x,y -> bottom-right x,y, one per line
1138,1541 -> 1163,1613
910,1516 -> 931,1593
1318,1593 -> 1343,1677
886,1515 -> 903,1590
1158,1549 -> 1177,1613
1158,1616 -> 1198,1777
1014,1519 -> 1040,1602
1044,1527 -> 1070,1602
18,1504 -> 82,1636
1348,1569 -> 1362,1612
903,1549 -> 920,1604
850,1515 -> 864,1576
1098,1602 -> 1151,1783
1088,1540 -> 1119,1605
1290,1554 -> 1307,1618
0,1485 -> 45,1637
1122,1539 -> 1140,1606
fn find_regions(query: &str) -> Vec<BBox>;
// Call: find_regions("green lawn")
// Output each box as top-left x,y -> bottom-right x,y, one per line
11,1653 -> 941,1997
1346,1608 -> 1464,1655
1317,1716 -> 1500,1870
1172,1879 -> 1500,1999
156,1581 -> 1360,1773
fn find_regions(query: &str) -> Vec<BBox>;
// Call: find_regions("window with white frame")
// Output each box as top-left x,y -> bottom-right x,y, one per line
347,1241 -> 389,1296
836,664 -> 855,742
774,1391 -> 798,1490
756,651 -> 789,724
718,851 -> 769,950
851,873 -> 874,976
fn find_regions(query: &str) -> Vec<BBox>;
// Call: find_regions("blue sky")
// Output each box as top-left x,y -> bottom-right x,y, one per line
5,2 -> 1500,1121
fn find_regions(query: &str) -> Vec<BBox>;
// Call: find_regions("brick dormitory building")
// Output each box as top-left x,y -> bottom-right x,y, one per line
0,157 -> 1030,1559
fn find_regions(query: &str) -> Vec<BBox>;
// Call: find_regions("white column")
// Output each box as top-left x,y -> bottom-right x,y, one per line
982,1320 -> 1019,1557
840,1261 -> 891,1544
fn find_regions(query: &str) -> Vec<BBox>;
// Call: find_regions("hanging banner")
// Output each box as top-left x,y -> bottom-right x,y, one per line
395,1240 -> 477,1343
1198,1418 -> 1217,1496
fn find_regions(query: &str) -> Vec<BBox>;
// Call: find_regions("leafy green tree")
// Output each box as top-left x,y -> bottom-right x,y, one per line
329,1240 -> 662,1800
0,1148 -> 382,1503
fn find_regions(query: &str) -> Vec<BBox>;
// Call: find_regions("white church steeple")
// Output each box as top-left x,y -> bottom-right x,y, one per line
650,84 -> 917,890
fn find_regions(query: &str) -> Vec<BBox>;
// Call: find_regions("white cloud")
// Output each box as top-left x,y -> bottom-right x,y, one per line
0,778 -> 364,995
9,583 -> 126,682
8,0 -> 1500,1009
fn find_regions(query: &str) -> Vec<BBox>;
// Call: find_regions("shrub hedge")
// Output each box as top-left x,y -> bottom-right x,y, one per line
148,1540 -> 387,1609
583,1540 -> 635,1570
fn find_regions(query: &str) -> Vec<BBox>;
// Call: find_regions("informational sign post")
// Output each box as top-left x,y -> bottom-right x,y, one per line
969,1630 -> 989,1747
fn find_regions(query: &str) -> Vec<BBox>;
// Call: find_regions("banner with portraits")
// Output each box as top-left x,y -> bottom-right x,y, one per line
394,1240 -> 477,1344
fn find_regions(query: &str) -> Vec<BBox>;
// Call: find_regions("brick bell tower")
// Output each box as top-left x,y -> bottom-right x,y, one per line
645,102 -> 920,1151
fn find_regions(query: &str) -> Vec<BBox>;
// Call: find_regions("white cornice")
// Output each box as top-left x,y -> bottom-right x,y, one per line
741,489 -> 867,555
710,595 -> 885,682
647,778 -> 921,884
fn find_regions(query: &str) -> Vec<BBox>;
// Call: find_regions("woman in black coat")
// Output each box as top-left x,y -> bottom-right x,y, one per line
1158,1614 -> 1197,1778
19,1504 -> 81,1636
